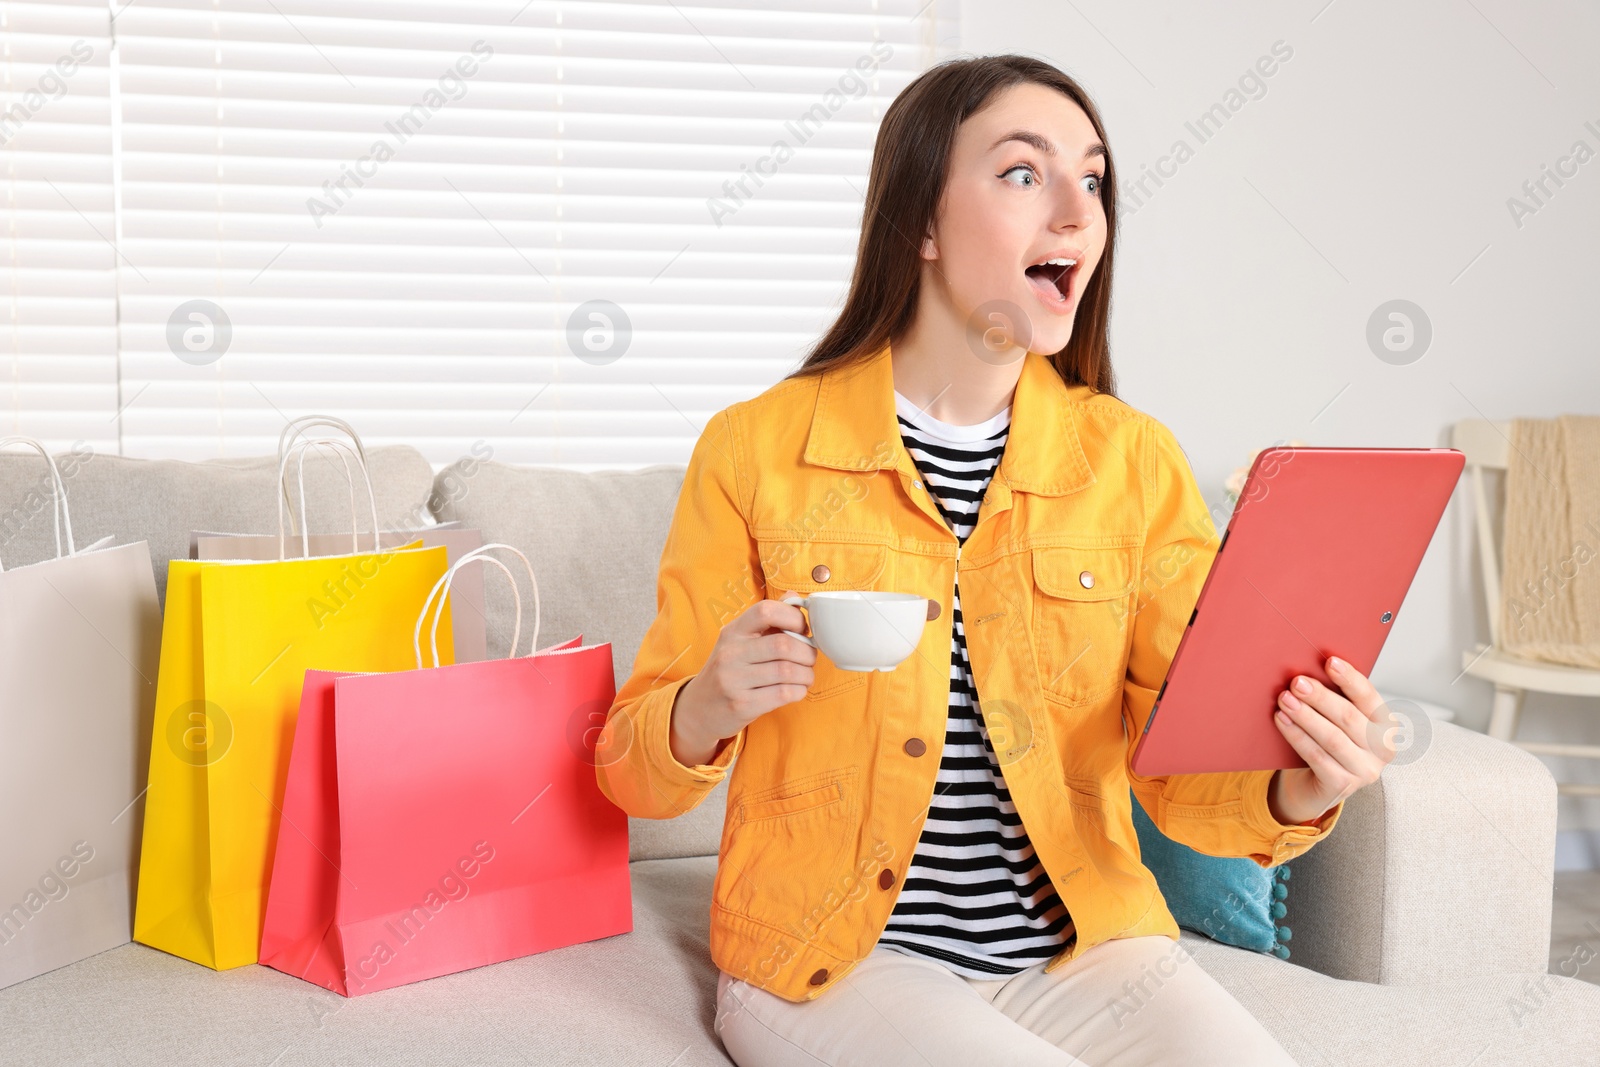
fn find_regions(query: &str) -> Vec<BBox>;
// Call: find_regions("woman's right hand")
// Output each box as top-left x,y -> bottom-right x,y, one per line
669,598 -> 817,767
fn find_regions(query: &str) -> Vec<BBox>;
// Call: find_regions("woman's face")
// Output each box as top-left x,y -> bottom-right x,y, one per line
922,82 -> 1108,358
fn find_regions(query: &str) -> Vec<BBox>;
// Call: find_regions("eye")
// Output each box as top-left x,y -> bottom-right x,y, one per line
1083,172 -> 1104,197
1000,163 -> 1039,188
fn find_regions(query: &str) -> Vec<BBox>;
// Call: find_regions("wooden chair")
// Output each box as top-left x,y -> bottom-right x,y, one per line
1453,418 -> 1600,796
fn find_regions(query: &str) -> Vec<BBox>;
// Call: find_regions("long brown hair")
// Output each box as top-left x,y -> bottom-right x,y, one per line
786,54 -> 1117,396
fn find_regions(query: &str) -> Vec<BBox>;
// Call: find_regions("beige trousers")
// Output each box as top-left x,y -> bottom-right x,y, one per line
714,935 -> 1300,1066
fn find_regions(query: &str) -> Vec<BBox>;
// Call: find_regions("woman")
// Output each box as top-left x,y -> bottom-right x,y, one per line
597,54 -> 1393,1066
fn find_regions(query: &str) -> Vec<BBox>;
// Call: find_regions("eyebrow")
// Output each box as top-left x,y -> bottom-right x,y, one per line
989,129 -> 1107,162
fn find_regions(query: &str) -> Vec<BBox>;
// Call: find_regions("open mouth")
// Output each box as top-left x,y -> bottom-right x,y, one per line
1024,254 -> 1078,307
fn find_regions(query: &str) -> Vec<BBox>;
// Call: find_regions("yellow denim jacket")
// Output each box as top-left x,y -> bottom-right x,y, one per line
596,343 -> 1343,1004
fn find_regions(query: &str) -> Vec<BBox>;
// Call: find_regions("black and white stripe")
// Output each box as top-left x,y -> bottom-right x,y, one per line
877,392 -> 1075,978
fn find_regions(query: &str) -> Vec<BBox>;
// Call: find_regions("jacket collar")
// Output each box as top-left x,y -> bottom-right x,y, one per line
802,342 -> 1096,496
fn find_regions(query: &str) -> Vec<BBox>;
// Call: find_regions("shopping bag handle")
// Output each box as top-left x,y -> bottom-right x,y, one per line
283,438 -> 376,558
296,439 -> 360,557
276,415 -> 368,536
414,542 -> 542,669
0,436 -> 76,568
416,554 -> 521,670
275,438 -> 381,560
277,414 -> 365,467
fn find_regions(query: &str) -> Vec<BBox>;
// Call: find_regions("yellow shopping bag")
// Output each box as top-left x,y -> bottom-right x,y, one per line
133,541 -> 454,969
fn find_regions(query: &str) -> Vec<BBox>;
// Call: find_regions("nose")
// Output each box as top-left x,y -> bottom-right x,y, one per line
1049,174 -> 1098,233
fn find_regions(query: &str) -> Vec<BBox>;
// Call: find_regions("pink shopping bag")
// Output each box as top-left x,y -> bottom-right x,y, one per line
259,544 -> 631,995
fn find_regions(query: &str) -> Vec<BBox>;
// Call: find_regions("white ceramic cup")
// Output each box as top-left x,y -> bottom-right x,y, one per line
779,591 -> 931,672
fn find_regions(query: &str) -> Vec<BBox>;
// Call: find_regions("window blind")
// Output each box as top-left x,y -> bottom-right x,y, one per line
0,0 -> 116,453
110,0 -> 961,467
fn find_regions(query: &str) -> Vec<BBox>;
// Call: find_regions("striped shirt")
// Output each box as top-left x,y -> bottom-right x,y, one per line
876,389 -> 1076,978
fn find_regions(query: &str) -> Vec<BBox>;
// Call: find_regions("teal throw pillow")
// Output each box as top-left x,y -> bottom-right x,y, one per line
1129,786 -> 1294,959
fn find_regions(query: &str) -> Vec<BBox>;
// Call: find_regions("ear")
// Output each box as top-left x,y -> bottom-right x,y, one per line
921,233 -> 938,261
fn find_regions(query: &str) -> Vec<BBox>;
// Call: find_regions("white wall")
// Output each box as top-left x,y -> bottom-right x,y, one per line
960,0 -> 1600,865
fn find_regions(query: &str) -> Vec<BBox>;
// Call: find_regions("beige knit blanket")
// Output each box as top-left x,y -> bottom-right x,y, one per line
1500,415 -> 1600,668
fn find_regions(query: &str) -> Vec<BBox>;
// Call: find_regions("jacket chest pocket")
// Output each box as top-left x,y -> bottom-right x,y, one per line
1030,545 -> 1136,707
757,536 -> 888,700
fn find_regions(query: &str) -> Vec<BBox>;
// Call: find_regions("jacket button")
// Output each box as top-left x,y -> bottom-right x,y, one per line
878,868 -> 895,890
809,968 -> 829,986
926,599 -> 941,621
1079,570 -> 1095,589
812,564 -> 831,583
903,737 -> 926,757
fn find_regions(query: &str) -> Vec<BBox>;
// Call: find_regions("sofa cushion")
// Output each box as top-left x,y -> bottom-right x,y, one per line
429,459 -> 731,863
1179,929 -> 1600,1066
3,856 -> 1596,1066
0,858 -> 735,1067
0,445 -> 438,608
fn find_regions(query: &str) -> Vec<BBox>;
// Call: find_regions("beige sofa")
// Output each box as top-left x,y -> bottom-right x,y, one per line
1,445 -> 1597,1066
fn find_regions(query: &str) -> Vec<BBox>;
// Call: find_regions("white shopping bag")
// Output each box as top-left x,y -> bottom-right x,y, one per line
0,437 -> 160,989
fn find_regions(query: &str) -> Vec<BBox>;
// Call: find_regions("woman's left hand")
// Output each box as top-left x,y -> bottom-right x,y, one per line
1268,655 -> 1395,826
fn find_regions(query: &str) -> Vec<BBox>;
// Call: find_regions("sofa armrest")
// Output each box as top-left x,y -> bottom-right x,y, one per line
1284,719 -> 1557,984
